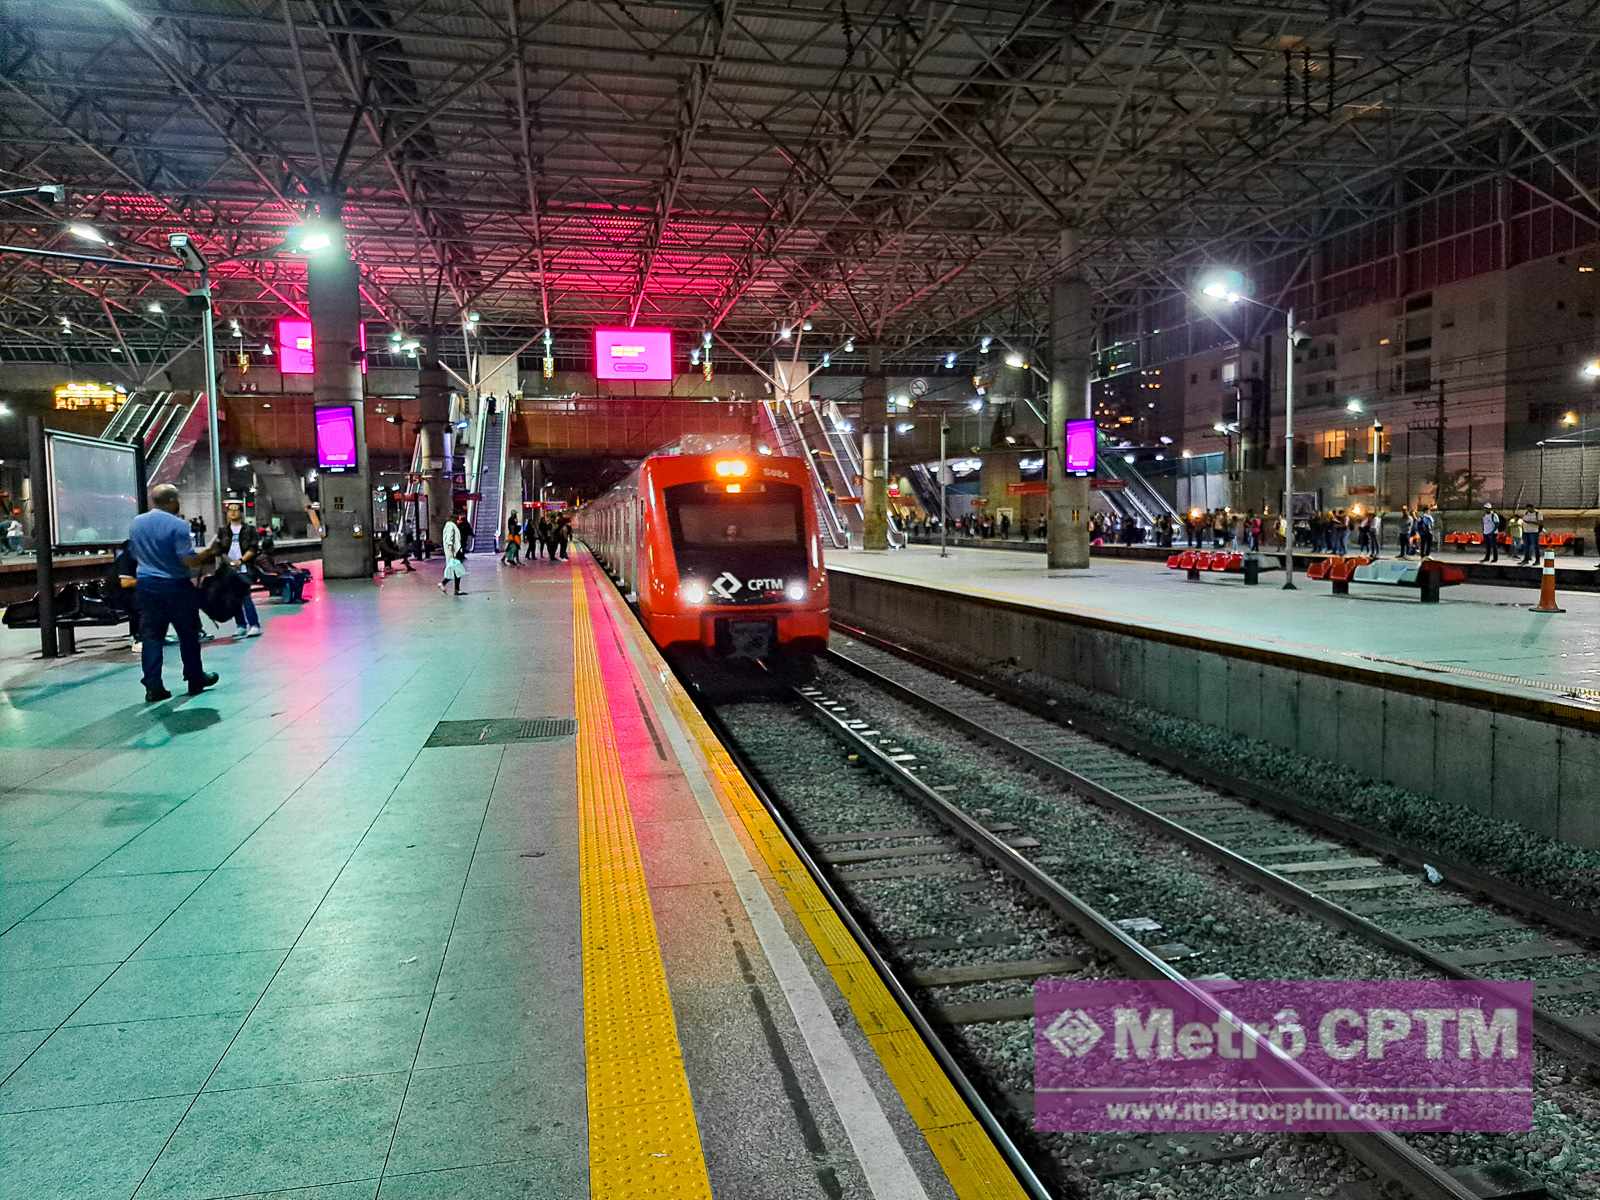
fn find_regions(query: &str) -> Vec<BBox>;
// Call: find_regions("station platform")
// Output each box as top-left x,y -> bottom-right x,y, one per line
833,544 -> 1600,704
0,554 -> 1017,1200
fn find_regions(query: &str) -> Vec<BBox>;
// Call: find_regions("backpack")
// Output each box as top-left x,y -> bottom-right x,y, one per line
1493,513 -> 1504,532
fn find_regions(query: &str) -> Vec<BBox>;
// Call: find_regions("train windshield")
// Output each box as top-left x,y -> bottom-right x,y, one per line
664,482 -> 804,549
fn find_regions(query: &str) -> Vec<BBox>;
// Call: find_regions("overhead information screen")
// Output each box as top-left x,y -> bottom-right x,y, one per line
276,317 -> 368,374
594,328 -> 673,380
315,405 -> 359,471
1064,418 -> 1098,475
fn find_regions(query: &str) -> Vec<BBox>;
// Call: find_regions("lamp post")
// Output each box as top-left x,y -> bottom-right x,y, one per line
1200,276 -> 1298,588
939,419 -> 949,558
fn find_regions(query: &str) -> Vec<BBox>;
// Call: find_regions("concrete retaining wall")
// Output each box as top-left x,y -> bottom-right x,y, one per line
830,570 -> 1600,850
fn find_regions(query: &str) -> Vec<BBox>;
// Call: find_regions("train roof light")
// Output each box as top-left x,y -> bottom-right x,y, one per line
713,458 -> 748,477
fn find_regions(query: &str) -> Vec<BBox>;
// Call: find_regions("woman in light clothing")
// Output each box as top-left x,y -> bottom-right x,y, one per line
439,513 -> 467,595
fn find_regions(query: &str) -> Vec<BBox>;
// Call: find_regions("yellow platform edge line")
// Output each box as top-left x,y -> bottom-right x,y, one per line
572,572 -> 714,1200
588,564 -> 1027,1200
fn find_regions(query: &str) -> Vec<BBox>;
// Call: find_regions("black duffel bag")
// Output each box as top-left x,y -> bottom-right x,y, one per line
198,566 -> 249,622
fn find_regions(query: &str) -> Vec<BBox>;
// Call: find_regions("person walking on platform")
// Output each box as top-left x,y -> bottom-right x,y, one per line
130,484 -> 221,702
502,510 -> 522,567
1518,504 -> 1542,565
439,512 -> 467,595
1480,504 -> 1502,563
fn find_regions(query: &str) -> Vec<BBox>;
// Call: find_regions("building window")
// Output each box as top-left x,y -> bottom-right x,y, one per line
1190,372 -> 1198,385
1221,361 -> 1237,383
1405,292 -> 1433,312
1321,429 -> 1347,462
1209,366 -> 1219,381
1404,357 -> 1432,393
1324,380 -> 1336,395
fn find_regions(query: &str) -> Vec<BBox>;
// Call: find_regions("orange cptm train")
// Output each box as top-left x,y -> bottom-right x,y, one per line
575,448 -> 830,662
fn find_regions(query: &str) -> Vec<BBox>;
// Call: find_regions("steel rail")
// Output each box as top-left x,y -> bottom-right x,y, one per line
820,633 -> 1600,1072
688,702 -> 1058,1200
790,680 -> 1484,1200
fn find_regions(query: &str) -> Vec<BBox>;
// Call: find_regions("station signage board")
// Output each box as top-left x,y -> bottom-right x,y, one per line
276,318 -> 368,375
594,327 -> 673,380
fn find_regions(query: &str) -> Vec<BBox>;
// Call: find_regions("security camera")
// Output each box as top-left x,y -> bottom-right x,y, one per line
1291,331 -> 1312,350
167,232 -> 208,273
37,185 -> 65,205
1373,421 -> 1384,432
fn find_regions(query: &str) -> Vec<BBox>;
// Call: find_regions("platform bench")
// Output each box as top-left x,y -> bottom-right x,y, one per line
1166,550 -> 1279,585
1325,557 -> 1466,603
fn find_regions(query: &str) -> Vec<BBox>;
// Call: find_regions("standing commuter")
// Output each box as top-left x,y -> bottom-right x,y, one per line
439,512 -> 467,595
220,502 -> 263,638
1396,506 -> 1413,558
556,513 -> 571,560
1369,508 -> 1382,559
502,509 -> 522,566
1519,504 -> 1542,565
129,484 -> 221,702
1480,504 -> 1501,563
1417,505 -> 1436,558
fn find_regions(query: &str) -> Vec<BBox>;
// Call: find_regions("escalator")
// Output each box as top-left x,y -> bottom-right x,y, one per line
102,390 -> 209,488
758,400 -> 853,550
1095,432 -> 1178,527
469,405 -> 507,552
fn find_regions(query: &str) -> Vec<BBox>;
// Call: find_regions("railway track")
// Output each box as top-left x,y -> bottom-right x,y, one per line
709,680 -> 1557,1198
820,627 -> 1600,1073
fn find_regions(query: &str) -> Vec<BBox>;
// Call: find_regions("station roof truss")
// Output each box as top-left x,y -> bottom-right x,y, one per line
3,0 -> 1600,375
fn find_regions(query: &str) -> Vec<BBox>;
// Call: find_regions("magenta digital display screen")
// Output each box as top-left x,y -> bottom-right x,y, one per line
1064,419 -> 1097,474
315,406 -> 358,471
276,318 -> 367,375
594,327 -> 673,380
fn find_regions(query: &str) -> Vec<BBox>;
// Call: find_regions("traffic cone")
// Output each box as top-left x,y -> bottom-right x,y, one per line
1532,552 -> 1565,614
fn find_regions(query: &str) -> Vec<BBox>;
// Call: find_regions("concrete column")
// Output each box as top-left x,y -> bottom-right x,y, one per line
307,238 -> 373,578
860,345 -> 889,549
1048,230 -> 1092,569
417,337 -> 452,550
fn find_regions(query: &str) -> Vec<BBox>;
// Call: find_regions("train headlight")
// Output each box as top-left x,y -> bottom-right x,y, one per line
785,581 -> 807,601
681,581 -> 706,605
713,459 -> 748,478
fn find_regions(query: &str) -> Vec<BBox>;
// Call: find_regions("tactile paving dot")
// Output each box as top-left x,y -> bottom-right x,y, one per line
572,575 -> 712,1198
869,1028 -> 977,1128
588,1054 -> 696,1112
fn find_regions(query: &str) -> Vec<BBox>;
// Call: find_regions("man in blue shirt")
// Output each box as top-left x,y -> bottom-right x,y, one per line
129,484 -> 221,701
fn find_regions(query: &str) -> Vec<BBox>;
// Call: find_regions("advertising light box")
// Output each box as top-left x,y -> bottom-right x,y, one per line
315,405 -> 359,472
1064,419 -> 1098,474
594,327 -> 673,381
276,318 -> 368,375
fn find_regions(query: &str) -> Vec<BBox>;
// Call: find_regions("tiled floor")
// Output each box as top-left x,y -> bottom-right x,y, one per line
0,557 -> 587,1199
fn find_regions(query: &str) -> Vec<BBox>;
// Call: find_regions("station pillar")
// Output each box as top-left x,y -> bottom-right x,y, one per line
860,345 -> 889,550
417,336 -> 453,550
307,232 -> 373,578
1048,231 -> 1092,570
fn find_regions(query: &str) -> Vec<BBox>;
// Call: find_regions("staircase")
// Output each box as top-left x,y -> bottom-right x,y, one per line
470,406 -> 506,552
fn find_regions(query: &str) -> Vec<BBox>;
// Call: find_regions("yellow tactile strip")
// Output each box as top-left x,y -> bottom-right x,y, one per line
591,566 -> 1028,1200
572,573 -> 714,1200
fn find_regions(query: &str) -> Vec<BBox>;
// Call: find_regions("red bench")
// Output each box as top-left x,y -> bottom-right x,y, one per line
1167,550 -> 1271,584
